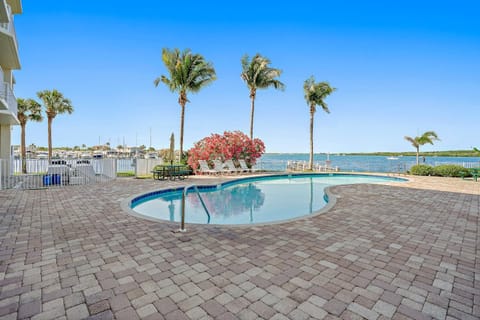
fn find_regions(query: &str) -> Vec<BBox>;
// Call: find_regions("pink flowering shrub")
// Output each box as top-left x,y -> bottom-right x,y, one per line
187,131 -> 265,172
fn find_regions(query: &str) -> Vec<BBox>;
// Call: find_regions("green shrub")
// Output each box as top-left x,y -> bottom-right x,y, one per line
432,165 -> 470,177
409,165 -> 433,176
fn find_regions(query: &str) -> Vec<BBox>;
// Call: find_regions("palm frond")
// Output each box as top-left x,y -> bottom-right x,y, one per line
17,98 -> 42,122
25,98 -> 43,121
37,89 -> 74,117
241,53 -> 284,92
404,136 -> 419,148
417,131 -> 440,145
17,98 -> 26,114
240,54 -> 250,76
303,76 -> 335,114
155,48 -> 216,98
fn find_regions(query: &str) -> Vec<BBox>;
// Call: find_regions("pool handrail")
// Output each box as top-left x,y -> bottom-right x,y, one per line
180,184 -> 211,232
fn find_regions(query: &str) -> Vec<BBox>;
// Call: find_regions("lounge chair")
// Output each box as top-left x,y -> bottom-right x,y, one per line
224,159 -> 241,174
212,160 -> 232,174
238,159 -> 257,173
198,160 -> 217,175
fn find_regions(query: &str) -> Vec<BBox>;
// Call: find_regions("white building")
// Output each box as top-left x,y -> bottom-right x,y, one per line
0,0 -> 21,165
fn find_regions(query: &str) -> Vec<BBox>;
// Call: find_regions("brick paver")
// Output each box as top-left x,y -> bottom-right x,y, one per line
0,175 -> 478,319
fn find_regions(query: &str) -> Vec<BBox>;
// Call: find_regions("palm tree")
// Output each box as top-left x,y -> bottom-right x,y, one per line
404,131 -> 440,165
17,98 -> 43,173
241,54 -> 285,140
303,76 -> 336,170
154,48 -> 216,159
37,89 -> 74,161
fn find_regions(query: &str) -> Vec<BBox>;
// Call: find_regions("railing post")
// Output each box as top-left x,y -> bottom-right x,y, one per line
180,189 -> 187,232
179,184 -> 211,232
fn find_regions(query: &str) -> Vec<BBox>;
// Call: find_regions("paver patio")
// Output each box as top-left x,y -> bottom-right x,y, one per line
0,175 -> 478,319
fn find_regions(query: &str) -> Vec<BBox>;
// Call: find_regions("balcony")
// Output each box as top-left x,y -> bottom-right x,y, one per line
0,0 -> 9,23
0,82 -> 18,124
0,10 -> 20,69
6,0 -> 21,14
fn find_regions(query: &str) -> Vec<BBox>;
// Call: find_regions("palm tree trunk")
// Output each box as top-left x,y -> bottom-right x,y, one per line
309,108 -> 314,170
416,147 -> 419,165
179,101 -> 186,162
48,116 -> 53,162
21,123 -> 26,174
249,89 -> 256,140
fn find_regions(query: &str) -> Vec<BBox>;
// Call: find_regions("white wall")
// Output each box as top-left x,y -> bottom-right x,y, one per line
0,124 -> 11,174
0,124 -> 11,159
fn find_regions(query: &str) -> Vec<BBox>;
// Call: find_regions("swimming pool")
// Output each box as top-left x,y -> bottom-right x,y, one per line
129,174 -> 406,226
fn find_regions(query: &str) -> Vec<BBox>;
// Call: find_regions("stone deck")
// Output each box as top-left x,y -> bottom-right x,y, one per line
0,175 -> 478,319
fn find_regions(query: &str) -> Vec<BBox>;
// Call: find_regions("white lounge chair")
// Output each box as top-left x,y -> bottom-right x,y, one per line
212,160 -> 232,174
238,159 -> 257,173
198,160 -> 217,175
224,159 -> 241,174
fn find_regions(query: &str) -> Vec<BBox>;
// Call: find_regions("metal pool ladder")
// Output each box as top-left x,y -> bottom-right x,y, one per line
180,184 -> 211,232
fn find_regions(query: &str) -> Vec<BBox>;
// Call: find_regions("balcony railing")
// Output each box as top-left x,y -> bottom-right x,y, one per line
0,0 -> 10,24
0,82 -> 17,115
0,8 -> 17,41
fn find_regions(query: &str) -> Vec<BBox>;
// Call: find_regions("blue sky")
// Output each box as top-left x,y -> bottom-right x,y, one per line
12,0 -> 480,153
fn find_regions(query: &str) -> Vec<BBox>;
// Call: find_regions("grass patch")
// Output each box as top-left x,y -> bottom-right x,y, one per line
117,171 -> 135,177
135,175 -> 153,179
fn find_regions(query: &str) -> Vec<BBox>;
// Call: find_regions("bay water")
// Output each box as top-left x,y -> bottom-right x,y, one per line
255,153 -> 480,173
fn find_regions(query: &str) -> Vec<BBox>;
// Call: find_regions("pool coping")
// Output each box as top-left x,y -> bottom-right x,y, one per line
120,172 -> 408,229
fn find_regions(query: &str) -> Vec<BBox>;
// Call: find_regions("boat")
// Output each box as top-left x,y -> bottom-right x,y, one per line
37,152 -> 48,159
386,156 -> 399,160
146,152 -> 158,159
93,151 -> 104,159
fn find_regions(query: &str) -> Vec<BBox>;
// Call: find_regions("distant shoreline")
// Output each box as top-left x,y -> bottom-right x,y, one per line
16,147 -> 480,158
264,150 -> 480,157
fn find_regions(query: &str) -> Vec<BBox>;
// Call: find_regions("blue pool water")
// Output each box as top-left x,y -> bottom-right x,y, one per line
130,174 -> 405,225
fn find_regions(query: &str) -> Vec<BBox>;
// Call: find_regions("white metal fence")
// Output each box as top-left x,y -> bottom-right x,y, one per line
0,158 -> 167,190
256,159 -> 414,173
135,159 -> 164,176
283,159 -> 480,174
1,158 -> 117,190
285,160 -> 414,174
434,161 -> 480,168
2,157 -> 478,190
286,160 -> 340,172
117,158 -> 135,173
285,160 -> 411,173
